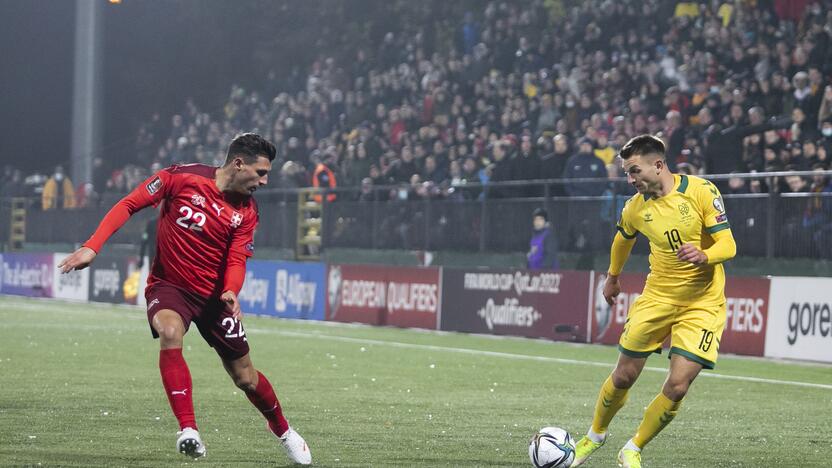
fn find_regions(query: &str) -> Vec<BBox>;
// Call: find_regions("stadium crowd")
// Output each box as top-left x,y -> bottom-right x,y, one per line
4,0 -> 832,209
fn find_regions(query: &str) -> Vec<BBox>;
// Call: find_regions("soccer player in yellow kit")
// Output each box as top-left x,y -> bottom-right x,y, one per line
570,135 -> 737,468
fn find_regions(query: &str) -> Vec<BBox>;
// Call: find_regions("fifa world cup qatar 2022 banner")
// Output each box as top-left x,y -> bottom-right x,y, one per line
237,260 -> 326,320
440,268 -> 591,341
590,272 -> 770,357
326,264 -> 440,329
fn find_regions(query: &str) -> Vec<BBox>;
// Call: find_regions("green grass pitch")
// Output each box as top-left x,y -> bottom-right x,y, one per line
1,295 -> 831,467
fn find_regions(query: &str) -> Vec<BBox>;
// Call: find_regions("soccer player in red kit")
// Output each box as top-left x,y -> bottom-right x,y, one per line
58,133 -> 311,464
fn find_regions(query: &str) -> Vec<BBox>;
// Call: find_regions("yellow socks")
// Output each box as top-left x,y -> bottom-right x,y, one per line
632,391 -> 682,448
590,375 -> 630,435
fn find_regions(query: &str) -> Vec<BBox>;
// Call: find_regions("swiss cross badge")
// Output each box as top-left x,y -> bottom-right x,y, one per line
230,211 -> 243,228
191,194 -> 206,207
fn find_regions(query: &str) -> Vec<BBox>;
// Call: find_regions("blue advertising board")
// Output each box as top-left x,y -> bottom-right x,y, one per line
0,252 -> 54,297
237,260 -> 325,320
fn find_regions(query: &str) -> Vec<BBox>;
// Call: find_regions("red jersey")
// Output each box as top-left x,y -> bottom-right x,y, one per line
84,164 -> 257,298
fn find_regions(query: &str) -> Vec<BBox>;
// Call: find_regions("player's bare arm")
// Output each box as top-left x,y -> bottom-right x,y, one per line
603,274 -> 622,306
58,246 -> 97,273
220,290 -> 242,320
605,231 -> 636,306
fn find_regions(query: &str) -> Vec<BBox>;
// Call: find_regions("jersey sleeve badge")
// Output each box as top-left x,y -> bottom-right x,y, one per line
146,176 -> 162,195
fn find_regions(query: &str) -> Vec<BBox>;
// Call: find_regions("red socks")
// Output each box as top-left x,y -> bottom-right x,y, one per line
159,348 -> 196,430
245,371 -> 290,436
159,350 -> 287,436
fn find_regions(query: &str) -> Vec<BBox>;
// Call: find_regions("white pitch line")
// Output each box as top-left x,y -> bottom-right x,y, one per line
3,296 -> 831,390
252,329 -> 832,391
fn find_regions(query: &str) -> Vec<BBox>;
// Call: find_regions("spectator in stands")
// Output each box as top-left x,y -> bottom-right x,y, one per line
421,155 -> 447,185
541,134 -> 570,196
709,106 -> 789,177
1,165 -> 12,190
805,165 -> 832,257
527,207 -> 559,270
663,110 -> 685,171
105,0 -> 821,216
356,177 -> 376,202
137,211 -> 158,269
600,163 -> 631,228
458,157 -> 481,200
819,116 -> 832,152
312,150 -> 337,203
388,145 -> 419,184
0,167 -> 25,199
593,131 -> 616,166
515,134 -> 542,197
563,139 -> 607,197
487,140 -> 515,198
75,182 -> 99,208
42,165 -> 76,210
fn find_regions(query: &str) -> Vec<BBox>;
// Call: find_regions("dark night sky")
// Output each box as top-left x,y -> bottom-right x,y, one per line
0,0 -> 76,173
0,0 -> 259,175
0,0 -> 420,175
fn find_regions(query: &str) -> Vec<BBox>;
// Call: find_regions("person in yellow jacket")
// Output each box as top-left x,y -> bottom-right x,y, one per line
42,165 -> 77,210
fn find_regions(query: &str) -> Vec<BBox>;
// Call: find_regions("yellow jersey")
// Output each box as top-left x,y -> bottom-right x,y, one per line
616,174 -> 731,306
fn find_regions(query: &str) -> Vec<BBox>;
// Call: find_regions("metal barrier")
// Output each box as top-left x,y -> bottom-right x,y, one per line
4,171 -> 831,260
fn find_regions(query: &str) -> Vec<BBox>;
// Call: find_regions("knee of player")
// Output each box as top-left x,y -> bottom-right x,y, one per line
232,374 -> 258,393
156,324 -> 184,343
611,368 -> 639,389
663,378 -> 691,400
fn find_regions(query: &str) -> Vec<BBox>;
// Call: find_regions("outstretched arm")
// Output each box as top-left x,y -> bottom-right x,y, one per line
58,246 -> 98,273
58,172 -> 167,273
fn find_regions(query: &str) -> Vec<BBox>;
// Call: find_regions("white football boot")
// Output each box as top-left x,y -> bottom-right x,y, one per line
277,427 -> 312,465
176,427 -> 206,458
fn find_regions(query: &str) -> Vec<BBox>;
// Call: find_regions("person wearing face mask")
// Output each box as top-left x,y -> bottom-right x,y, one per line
818,117 -> 832,153
42,165 -> 77,210
822,120 -> 832,138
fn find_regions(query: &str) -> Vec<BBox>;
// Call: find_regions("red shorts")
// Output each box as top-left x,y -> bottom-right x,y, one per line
145,280 -> 250,360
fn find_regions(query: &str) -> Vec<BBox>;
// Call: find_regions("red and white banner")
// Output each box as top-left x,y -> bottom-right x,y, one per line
721,276 -> 769,357
590,272 -> 643,346
590,272 -> 770,357
326,264 -> 440,329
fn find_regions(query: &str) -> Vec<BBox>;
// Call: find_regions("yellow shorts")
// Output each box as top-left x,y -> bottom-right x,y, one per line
618,296 -> 726,369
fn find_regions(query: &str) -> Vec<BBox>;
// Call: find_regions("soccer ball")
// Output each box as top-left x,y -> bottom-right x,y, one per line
528,427 -> 575,468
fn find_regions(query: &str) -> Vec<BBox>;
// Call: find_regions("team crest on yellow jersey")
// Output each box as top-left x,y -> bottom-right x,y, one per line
678,202 -> 694,224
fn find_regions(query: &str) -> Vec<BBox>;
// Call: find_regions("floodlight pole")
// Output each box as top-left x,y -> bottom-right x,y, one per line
70,0 -> 102,187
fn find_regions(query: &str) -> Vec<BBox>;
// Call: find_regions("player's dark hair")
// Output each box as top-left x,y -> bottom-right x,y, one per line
619,134 -> 666,160
225,133 -> 276,164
